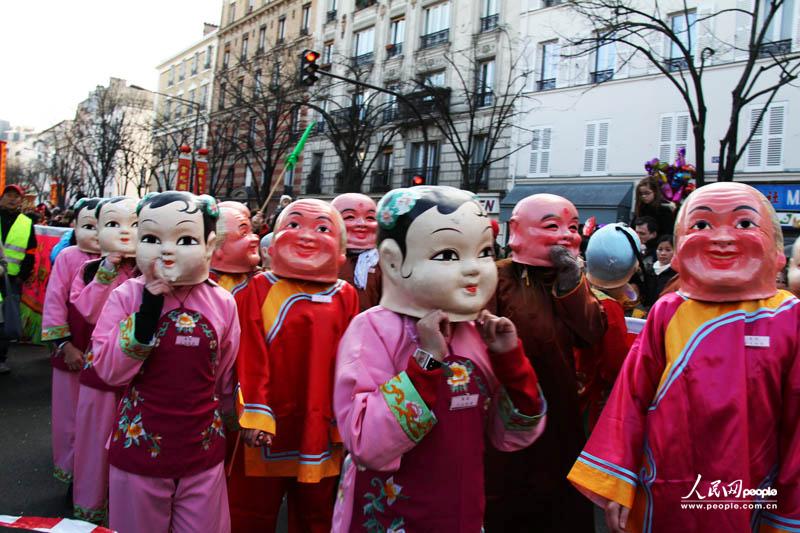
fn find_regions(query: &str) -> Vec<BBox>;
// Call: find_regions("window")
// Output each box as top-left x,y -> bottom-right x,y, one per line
258,26 -> 267,53
291,107 -> 300,134
668,11 -> 696,70
354,27 -> 375,64
307,153 -> 323,194
758,0 -> 794,54
188,88 -> 196,108
469,135 -> 490,189
476,60 -> 494,107
422,2 -> 450,48
223,46 -> 230,68
164,100 -> 172,121
219,83 -> 226,109
228,1 -> 236,24
168,65 -> 175,86
537,41 -> 559,90
408,142 -> 439,184
192,52 -> 199,75
200,85 -> 209,108
323,41 -> 333,64
241,35 -> 249,61
175,94 -> 183,118
237,77 -> 244,104
248,0 -> 255,13
277,16 -> 286,43
245,165 -> 253,187
658,112 -> 690,163
179,61 -> 186,81
481,0 -> 499,32
424,70 -> 446,87
271,60 -> 281,87
249,117 -> 257,143
205,45 -> 213,68
592,36 -> 615,82
528,127 -> 552,176
583,121 -> 610,174
746,103 -> 786,170
301,4 -> 311,34
388,18 -> 405,57
254,69 -> 263,97
327,0 -> 337,22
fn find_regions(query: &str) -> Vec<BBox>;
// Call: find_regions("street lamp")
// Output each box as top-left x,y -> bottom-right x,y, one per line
130,84 -> 205,190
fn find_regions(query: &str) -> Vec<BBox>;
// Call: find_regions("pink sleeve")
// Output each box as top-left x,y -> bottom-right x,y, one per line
41,253 -> 75,341
92,282 -> 151,388
334,312 -> 436,472
72,260 -> 119,324
215,293 -> 240,418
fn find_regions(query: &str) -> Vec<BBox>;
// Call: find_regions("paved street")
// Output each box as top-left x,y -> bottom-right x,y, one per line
0,344 -> 71,529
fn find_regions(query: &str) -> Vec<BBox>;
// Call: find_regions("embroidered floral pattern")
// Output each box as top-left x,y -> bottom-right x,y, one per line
119,315 -> 155,360
95,261 -> 119,285
497,385 -> 546,431
200,409 -> 225,450
42,324 -> 70,342
446,361 -> 471,393
73,503 -> 107,525
82,350 -> 95,369
170,310 -> 199,333
376,189 -> 422,229
362,476 -> 409,533
114,386 -> 163,458
53,465 -> 72,484
379,372 -> 436,443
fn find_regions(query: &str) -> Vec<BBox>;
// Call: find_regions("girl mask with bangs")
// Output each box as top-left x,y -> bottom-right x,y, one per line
96,197 -> 139,257
73,198 -> 101,254
377,186 -> 498,322
136,192 -> 219,286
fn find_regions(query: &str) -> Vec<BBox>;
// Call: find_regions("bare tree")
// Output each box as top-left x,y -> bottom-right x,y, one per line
37,122 -> 84,207
566,0 -> 799,184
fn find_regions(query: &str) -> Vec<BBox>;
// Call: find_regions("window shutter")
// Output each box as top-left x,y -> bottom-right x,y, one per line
675,114 -> 689,154
596,122 -> 609,172
765,104 -> 785,168
583,122 -> 596,173
659,115 -> 673,161
746,107 -> 765,168
529,130 -> 540,174
540,127 -> 551,174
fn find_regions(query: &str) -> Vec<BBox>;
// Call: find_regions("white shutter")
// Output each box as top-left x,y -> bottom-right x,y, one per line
765,103 -> 785,168
529,130 -> 540,174
746,107 -> 765,168
659,115 -> 674,161
528,127 -> 552,176
583,123 -> 596,173
675,114 -> 689,154
540,127 -> 551,174
596,122 -> 609,172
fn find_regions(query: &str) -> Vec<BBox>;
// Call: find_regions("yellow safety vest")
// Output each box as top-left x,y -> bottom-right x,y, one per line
1,213 -> 33,277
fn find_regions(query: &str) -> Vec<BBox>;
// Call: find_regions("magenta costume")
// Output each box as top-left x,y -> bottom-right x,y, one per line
92,277 -> 239,533
41,245 -> 99,483
568,291 -> 800,532
70,259 -> 137,523
332,307 -> 546,532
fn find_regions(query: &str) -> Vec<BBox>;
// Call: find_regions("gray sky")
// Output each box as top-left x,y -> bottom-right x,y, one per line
0,0 -> 222,132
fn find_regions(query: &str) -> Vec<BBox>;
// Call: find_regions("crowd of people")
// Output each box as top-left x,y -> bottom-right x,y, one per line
0,178 -> 796,533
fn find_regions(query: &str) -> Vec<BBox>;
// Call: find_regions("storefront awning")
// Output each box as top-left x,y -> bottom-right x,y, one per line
500,182 -> 634,224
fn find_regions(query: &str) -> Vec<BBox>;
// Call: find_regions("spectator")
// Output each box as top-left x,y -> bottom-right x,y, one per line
250,210 -> 269,238
267,194 -> 293,230
644,234 -> 677,307
630,176 -> 675,238
633,215 -> 659,264
0,184 -> 38,374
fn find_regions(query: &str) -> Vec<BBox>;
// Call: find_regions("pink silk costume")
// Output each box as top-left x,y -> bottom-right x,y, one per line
332,306 -> 547,532
41,245 -> 99,484
92,277 -> 239,533
568,290 -> 800,532
70,258 -> 138,523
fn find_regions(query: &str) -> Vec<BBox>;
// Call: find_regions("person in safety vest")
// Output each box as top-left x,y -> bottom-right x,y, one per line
0,184 -> 38,374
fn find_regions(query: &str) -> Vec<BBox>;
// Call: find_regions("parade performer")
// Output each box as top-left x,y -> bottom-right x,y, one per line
576,223 -> 641,433
568,182 -> 800,532
484,193 -> 606,532
210,201 -> 260,293
41,197 -> 101,486
331,193 -> 381,311
92,192 -> 239,533
71,196 -> 139,524
232,198 -> 359,532
332,186 -> 546,532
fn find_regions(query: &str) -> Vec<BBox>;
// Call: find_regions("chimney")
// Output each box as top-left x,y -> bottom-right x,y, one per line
203,23 -> 219,36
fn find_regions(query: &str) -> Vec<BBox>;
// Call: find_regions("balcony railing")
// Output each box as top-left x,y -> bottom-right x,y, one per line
397,87 -> 451,119
665,57 -> 689,72
300,27 -> 309,36
326,10 -> 337,22
480,13 -> 499,32
758,39 -> 791,58
476,90 -> 494,107
591,69 -> 614,83
403,166 -> 439,186
542,0 -> 563,7
355,0 -> 377,9
386,43 -> 403,58
420,29 -> 449,49
382,106 -> 399,124
330,106 -> 368,129
315,121 -> 327,134
352,52 -> 375,67
463,164 -> 490,191
370,169 -> 393,193
536,78 -> 556,91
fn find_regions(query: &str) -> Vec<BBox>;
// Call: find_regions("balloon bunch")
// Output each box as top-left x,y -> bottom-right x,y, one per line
644,147 -> 696,206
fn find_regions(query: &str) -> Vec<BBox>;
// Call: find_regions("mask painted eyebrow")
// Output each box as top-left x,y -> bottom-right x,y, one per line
176,219 -> 198,226
733,205 -> 759,213
315,215 -> 333,223
689,205 -> 714,214
431,227 -> 462,234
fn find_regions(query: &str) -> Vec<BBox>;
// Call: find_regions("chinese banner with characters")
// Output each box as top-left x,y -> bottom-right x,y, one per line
176,152 -> 191,191
195,153 -> 208,194
49,183 -> 58,206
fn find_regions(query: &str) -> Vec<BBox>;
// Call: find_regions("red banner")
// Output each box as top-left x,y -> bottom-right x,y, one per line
49,183 -> 58,206
0,140 -> 6,192
195,153 -> 208,194
176,152 -> 191,191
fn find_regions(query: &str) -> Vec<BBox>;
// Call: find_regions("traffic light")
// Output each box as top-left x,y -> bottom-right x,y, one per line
299,49 -> 320,86
411,175 -> 425,186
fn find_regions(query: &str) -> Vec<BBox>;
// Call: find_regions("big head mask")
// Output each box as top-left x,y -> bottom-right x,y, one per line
377,186 -> 498,322
136,192 -> 219,286
96,197 -> 139,257
212,201 -> 260,274
672,182 -> 784,302
72,197 -> 101,254
268,199 -> 346,283
508,194 -> 581,267
331,193 -> 378,251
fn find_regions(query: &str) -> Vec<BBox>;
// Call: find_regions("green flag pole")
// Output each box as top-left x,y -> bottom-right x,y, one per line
260,120 -> 317,213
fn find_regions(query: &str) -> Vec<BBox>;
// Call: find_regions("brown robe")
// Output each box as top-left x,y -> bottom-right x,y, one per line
338,251 -> 382,312
484,259 -> 607,533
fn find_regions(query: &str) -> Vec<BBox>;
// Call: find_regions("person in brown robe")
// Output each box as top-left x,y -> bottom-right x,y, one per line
485,194 -> 607,533
332,193 -> 382,311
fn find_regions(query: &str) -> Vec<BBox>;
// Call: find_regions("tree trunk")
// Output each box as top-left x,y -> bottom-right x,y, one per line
694,108 -> 707,187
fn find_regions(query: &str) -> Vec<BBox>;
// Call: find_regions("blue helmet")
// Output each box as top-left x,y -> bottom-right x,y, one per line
585,223 -> 642,289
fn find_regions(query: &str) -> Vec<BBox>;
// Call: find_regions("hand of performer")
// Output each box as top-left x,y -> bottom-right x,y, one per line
605,501 -> 630,533
145,259 -> 172,297
416,309 -> 450,361
62,342 -> 85,371
475,310 -> 518,354
242,428 -> 273,447
550,245 -> 582,295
